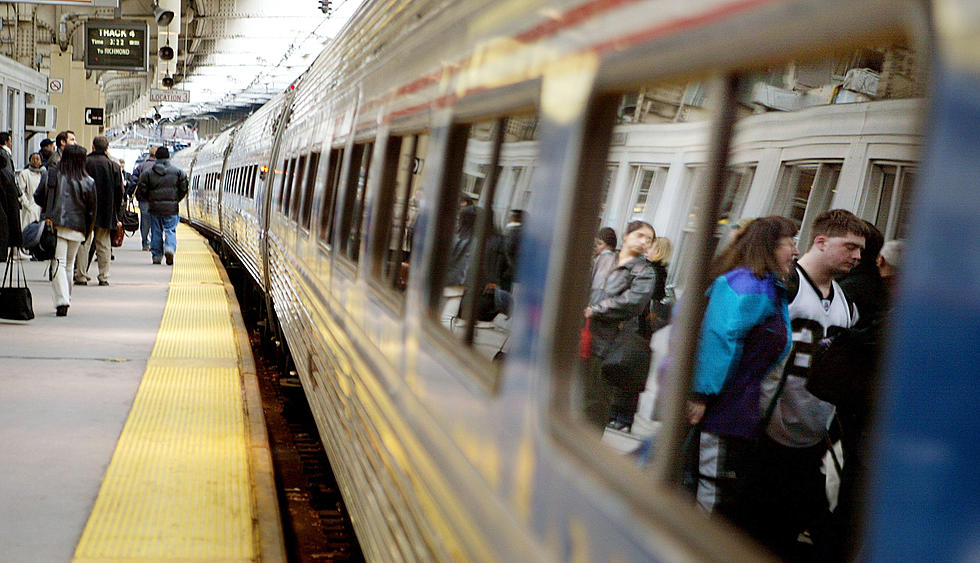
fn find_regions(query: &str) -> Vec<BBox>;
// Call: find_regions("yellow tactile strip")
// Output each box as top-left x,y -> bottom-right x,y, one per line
74,224 -> 258,562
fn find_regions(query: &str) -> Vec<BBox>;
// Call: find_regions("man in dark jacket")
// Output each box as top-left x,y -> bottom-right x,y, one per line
136,146 -> 187,265
0,132 -> 21,260
77,136 -> 124,285
129,146 -> 156,251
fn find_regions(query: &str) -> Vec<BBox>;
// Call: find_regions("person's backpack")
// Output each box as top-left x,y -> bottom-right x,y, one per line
22,219 -> 56,261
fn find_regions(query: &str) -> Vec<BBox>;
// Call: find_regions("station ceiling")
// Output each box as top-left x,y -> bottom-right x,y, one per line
96,0 -> 360,124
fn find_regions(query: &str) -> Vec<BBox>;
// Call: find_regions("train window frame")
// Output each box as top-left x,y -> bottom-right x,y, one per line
419,108 -> 539,392
541,7 -> 930,558
336,141 -> 374,265
291,154 -> 308,222
300,152 -> 321,231
318,146 -> 345,249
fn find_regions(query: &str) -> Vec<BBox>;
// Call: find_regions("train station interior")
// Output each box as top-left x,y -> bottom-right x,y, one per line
0,0 -> 975,561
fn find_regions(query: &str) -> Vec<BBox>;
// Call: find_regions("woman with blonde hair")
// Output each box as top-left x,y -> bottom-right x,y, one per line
640,236 -> 673,338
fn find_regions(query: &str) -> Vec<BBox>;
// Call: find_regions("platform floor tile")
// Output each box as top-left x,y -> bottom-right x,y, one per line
73,225 -> 259,562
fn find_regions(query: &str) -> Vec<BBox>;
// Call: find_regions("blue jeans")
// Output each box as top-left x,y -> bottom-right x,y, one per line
150,214 -> 179,259
139,199 -> 152,248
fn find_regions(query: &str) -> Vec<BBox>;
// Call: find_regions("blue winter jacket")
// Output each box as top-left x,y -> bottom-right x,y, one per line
693,268 -> 791,439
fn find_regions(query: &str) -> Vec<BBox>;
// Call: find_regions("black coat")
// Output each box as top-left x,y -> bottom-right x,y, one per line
85,151 -> 123,229
0,151 -> 22,253
136,159 -> 187,216
34,169 -> 97,236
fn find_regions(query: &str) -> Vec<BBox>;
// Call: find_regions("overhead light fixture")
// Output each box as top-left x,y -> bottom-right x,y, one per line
159,44 -> 174,61
154,3 -> 175,26
162,75 -> 175,88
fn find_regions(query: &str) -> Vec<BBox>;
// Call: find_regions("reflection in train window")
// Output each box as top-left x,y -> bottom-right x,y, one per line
430,115 -> 538,364
772,161 -> 841,245
280,157 -> 295,214
866,162 -> 916,239
559,38 -> 926,562
572,77 -> 716,438
370,132 -> 428,293
339,142 -> 373,262
300,153 -> 320,230
291,154 -> 308,221
318,147 -> 344,247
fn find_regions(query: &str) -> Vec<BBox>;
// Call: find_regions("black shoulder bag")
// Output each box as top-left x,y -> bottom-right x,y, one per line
0,247 -> 34,320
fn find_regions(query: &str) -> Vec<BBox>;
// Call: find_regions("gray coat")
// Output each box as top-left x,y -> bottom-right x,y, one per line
136,159 -> 187,216
588,256 -> 656,357
34,169 -> 97,236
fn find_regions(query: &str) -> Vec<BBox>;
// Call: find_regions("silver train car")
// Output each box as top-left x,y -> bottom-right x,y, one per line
174,0 -> 980,560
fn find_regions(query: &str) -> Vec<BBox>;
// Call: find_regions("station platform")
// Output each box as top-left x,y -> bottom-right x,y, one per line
0,224 -> 284,562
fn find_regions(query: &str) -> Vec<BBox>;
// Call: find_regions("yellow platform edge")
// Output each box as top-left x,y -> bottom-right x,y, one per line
73,224 -> 285,562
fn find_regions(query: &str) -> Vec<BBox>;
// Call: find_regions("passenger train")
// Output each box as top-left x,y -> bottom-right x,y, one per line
167,0 -> 978,560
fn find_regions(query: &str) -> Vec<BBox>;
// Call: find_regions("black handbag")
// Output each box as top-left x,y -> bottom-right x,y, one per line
600,329 -> 651,393
0,247 -> 34,320
121,200 -> 140,234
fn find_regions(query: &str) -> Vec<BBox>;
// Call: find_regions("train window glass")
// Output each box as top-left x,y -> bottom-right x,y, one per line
319,147 -> 344,246
664,40 -> 927,558
301,152 -> 320,230
429,114 -> 538,365
291,154 -> 308,221
565,76 -> 716,444
283,157 -> 299,217
276,158 -> 290,211
339,142 -> 374,263
371,132 -> 429,292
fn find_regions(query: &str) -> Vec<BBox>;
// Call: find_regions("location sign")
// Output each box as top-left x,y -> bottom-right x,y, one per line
85,20 -> 148,71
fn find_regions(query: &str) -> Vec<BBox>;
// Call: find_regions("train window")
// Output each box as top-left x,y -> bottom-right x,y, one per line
369,132 -> 428,293
429,114 -> 538,364
291,154 -> 308,221
338,142 -> 373,263
557,36 -> 927,561
318,147 -> 344,246
276,158 -> 289,211
300,152 -> 320,230
283,157 -> 299,216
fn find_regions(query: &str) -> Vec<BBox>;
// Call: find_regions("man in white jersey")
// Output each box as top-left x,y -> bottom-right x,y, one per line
743,209 -> 866,559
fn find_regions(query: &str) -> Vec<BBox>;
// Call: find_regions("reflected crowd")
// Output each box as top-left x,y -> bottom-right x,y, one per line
581,209 -> 904,561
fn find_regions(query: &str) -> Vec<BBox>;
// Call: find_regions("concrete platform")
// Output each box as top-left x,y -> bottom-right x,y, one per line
0,225 -> 282,562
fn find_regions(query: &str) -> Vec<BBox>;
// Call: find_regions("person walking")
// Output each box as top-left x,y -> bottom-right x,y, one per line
136,146 -> 187,265
33,144 -> 96,316
78,136 -> 123,285
687,217 -> 798,524
129,147 -> 157,251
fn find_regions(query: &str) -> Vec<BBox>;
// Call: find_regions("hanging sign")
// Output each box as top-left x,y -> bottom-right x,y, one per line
84,20 -> 148,71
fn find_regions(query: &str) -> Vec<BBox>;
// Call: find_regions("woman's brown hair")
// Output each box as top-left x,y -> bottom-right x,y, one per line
709,216 -> 798,279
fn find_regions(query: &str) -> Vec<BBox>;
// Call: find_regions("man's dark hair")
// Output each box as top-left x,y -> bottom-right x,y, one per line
155,146 -> 170,159
0,132 -> 10,145
809,209 -> 867,246
55,130 -> 70,148
710,215 -> 798,279
92,135 -> 109,152
597,227 -> 617,249
59,144 -> 90,181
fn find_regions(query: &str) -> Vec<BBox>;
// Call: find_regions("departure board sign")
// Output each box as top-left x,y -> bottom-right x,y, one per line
84,20 -> 148,71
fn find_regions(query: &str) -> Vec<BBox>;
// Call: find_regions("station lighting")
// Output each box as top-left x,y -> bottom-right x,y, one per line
159,44 -> 174,61
162,75 -> 175,87
154,4 -> 175,26
318,0 -> 330,14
